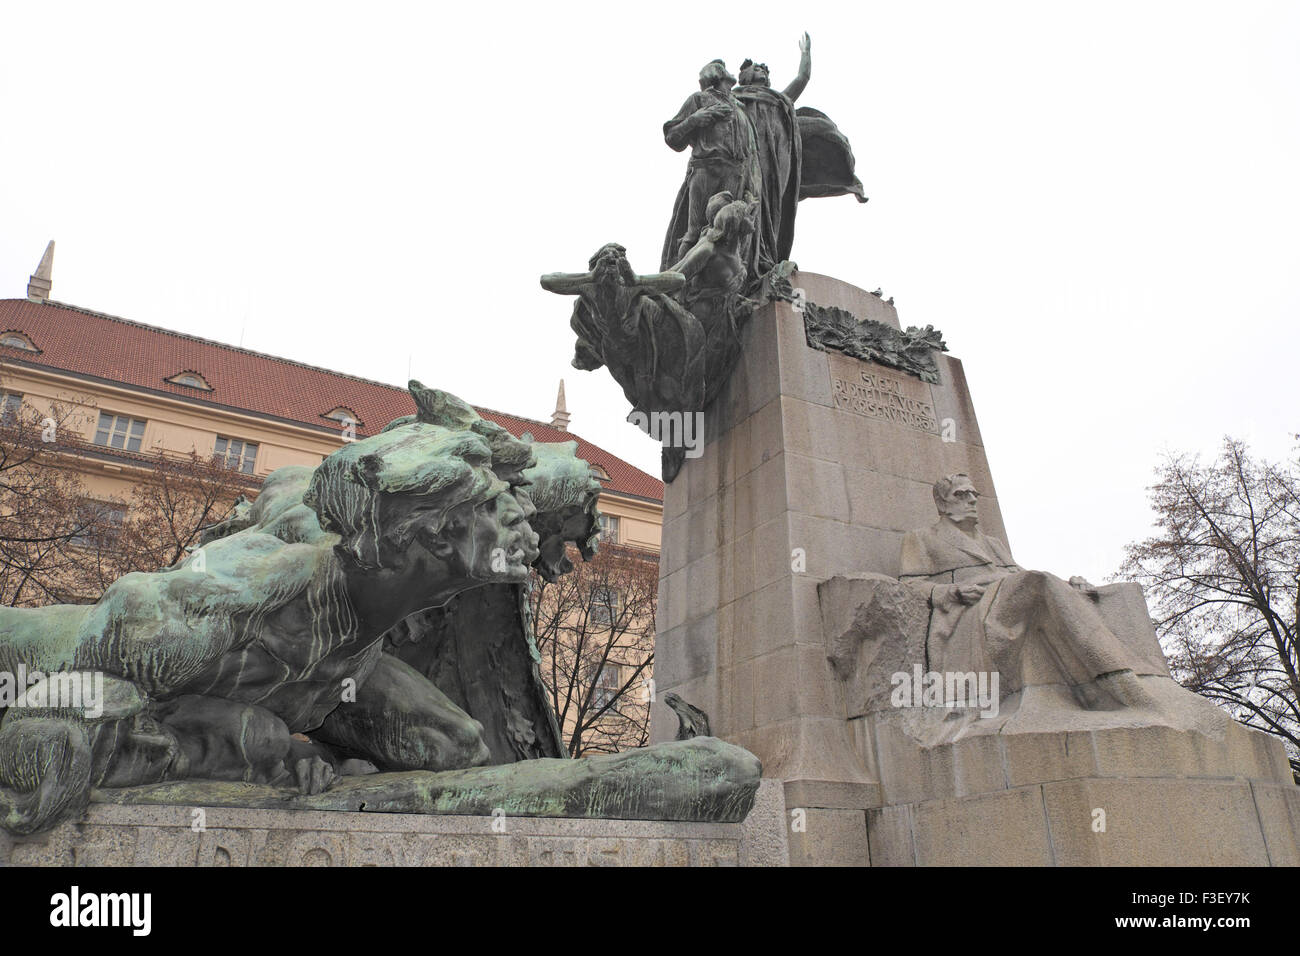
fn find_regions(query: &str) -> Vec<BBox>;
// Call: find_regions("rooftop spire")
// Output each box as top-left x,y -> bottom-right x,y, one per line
550,378 -> 571,431
27,241 -> 54,302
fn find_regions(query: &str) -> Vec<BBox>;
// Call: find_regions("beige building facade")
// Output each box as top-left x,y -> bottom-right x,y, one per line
2,245 -> 663,554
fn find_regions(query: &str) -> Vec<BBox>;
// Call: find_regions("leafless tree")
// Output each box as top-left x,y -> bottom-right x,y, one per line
0,389 -> 111,605
529,541 -> 657,756
110,449 -> 249,576
0,379 -> 246,606
1120,438 -> 1299,779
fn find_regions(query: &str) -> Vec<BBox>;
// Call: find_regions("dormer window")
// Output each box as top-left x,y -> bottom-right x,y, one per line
323,407 -> 360,426
591,464 -> 611,481
0,331 -> 38,353
165,371 -> 212,391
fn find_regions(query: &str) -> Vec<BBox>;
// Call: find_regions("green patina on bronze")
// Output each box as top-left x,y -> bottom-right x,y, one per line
0,382 -> 761,837
92,738 -> 760,823
766,271 -> 949,384
542,32 -> 868,482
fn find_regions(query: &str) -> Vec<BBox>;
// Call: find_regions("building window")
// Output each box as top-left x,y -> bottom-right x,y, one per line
214,436 -> 259,475
589,585 -> 619,627
93,412 -> 145,452
323,407 -> 359,426
0,331 -> 38,352
592,664 -> 621,708
165,371 -> 212,391
591,464 -> 611,481
598,514 -> 620,543
0,392 -> 22,425
71,500 -> 127,548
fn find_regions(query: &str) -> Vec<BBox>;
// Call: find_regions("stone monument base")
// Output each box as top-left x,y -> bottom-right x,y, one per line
867,773 -> 1300,867
0,780 -> 789,867
823,574 -> 1300,866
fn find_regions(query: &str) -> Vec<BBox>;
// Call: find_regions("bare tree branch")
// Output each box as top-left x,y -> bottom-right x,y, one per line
529,541 -> 657,756
1120,438 -> 1300,779
0,373 -> 248,606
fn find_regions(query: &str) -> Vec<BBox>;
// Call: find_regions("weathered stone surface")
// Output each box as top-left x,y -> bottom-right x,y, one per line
730,715 -> 875,791
786,271 -> 899,330
867,773 -> 1300,866
786,806 -> 869,867
853,676 -> 1294,808
950,733 -> 1008,797
656,277 -> 1007,865
1092,582 -> 1171,677
927,353 -> 983,444
819,574 -> 929,715
783,777 -> 881,810
842,468 -> 939,535
1000,731 -> 1097,789
1041,777 -> 1273,866
865,803 -> 915,866
784,452 -> 850,523
1249,781 -> 1300,867
738,778 -> 790,866
910,786 -> 1055,866
4,796 -> 791,867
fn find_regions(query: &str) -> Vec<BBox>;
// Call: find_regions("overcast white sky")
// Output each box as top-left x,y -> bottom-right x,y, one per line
2,1 -> 1297,581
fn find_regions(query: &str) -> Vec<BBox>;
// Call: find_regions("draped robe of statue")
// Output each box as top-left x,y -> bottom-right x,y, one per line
795,107 -> 868,204
732,88 -> 869,274
733,84 -> 802,273
899,519 -> 1143,703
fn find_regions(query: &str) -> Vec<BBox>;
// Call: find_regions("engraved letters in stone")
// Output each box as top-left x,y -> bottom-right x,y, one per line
827,353 -> 937,434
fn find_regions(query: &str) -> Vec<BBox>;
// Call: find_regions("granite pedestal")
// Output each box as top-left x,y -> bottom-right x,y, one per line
653,271 -> 1300,866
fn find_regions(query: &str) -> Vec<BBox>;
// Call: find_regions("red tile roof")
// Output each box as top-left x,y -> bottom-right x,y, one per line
0,298 -> 664,503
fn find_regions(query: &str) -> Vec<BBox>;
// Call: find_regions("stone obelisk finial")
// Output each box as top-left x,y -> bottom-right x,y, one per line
550,379 -> 571,431
27,241 -> 54,302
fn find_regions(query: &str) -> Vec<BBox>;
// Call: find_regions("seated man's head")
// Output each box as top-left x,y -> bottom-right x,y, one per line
738,59 -> 770,87
698,59 -> 735,91
933,473 -> 980,525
